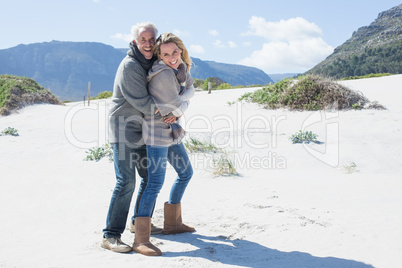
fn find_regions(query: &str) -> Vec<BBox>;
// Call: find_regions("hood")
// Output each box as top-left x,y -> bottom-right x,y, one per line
147,59 -> 174,82
127,41 -> 156,72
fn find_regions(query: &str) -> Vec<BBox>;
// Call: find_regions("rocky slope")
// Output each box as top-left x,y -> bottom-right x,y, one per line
307,4 -> 401,78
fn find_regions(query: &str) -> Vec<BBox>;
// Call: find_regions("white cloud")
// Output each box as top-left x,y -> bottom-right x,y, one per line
239,16 -> 333,73
189,45 -> 205,54
209,30 -> 219,36
213,40 -> 237,49
228,41 -> 237,48
173,29 -> 190,37
213,40 -> 225,48
110,33 -> 132,42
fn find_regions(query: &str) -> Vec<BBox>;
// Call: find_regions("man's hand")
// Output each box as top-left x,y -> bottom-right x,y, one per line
163,115 -> 177,124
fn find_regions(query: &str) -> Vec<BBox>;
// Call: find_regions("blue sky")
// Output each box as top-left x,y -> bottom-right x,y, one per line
1,0 -> 400,74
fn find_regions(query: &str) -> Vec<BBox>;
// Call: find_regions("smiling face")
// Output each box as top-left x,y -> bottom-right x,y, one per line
159,42 -> 182,69
137,28 -> 156,60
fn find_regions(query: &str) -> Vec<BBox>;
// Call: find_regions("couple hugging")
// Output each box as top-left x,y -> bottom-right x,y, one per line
101,22 -> 195,256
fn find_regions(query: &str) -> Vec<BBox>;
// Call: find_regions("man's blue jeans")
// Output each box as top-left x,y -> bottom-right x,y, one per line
137,143 -> 193,217
103,143 -> 149,238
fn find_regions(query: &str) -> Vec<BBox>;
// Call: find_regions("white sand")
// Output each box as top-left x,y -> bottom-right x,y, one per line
1,75 -> 401,268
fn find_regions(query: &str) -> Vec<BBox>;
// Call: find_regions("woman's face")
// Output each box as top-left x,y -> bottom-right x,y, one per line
159,42 -> 182,69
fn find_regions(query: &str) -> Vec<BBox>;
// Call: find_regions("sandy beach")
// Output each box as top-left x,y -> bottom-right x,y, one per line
0,75 -> 401,268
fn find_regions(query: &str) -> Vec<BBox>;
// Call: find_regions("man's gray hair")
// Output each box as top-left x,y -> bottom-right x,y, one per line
131,22 -> 158,42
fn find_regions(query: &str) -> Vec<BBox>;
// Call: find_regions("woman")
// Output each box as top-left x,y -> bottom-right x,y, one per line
132,33 -> 195,256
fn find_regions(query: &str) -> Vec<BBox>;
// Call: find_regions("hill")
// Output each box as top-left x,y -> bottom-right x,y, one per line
0,74 -> 62,115
307,4 -> 401,78
0,41 -> 273,101
268,73 -> 299,83
0,41 -> 125,101
190,58 -> 273,86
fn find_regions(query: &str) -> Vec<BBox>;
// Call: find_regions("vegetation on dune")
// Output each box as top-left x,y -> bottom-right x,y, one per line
192,77 -> 265,91
184,137 -> 238,177
289,130 -> 319,144
0,127 -> 19,136
84,143 -> 113,162
0,74 -> 62,116
238,75 -> 385,111
184,137 -> 222,154
92,90 -> 113,100
340,73 -> 393,80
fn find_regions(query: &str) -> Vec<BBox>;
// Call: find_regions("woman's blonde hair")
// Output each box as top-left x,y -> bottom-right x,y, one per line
154,33 -> 192,71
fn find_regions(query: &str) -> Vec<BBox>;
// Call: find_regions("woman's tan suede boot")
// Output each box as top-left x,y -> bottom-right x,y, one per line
132,217 -> 162,256
163,202 -> 195,235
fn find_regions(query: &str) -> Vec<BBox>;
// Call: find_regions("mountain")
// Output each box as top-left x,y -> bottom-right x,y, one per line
0,41 -> 273,101
0,41 -> 124,101
268,73 -> 300,83
307,4 -> 402,79
190,58 -> 273,86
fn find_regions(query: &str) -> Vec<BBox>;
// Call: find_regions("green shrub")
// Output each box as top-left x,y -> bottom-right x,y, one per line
239,75 -> 381,111
94,91 -> 113,99
289,130 -> 318,144
0,74 -> 61,116
193,79 -> 204,88
341,73 -> 392,80
0,127 -> 19,136
84,143 -> 113,162
216,83 -> 232,90
202,77 -> 226,91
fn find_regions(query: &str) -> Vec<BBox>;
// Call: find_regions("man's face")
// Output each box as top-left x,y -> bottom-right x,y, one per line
137,28 -> 156,60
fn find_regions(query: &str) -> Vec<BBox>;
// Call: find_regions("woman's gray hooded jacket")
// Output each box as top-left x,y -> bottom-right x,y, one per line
142,59 -> 194,146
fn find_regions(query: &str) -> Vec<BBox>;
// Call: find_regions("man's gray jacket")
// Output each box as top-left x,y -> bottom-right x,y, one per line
109,43 -> 155,146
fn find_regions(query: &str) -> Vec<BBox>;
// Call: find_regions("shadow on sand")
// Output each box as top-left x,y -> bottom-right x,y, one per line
157,233 -> 374,268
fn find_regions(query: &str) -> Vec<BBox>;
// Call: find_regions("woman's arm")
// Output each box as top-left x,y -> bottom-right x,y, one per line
172,100 -> 190,117
171,84 -> 195,116
179,85 -> 195,101
148,69 -> 182,116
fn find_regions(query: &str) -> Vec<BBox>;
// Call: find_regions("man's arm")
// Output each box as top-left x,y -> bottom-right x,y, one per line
120,61 -> 155,116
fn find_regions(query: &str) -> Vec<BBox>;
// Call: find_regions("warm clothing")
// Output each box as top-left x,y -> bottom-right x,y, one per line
142,59 -> 194,146
175,63 -> 187,84
136,143 -> 193,217
108,42 -> 157,145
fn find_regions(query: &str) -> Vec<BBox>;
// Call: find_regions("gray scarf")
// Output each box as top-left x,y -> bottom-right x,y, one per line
128,41 -> 156,72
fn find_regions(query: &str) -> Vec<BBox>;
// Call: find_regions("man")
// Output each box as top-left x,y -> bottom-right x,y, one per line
101,22 -> 163,253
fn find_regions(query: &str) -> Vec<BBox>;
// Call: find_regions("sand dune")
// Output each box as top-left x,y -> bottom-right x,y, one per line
0,75 -> 401,267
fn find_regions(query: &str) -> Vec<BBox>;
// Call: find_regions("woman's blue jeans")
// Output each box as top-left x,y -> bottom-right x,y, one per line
137,142 -> 193,217
103,143 -> 150,238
